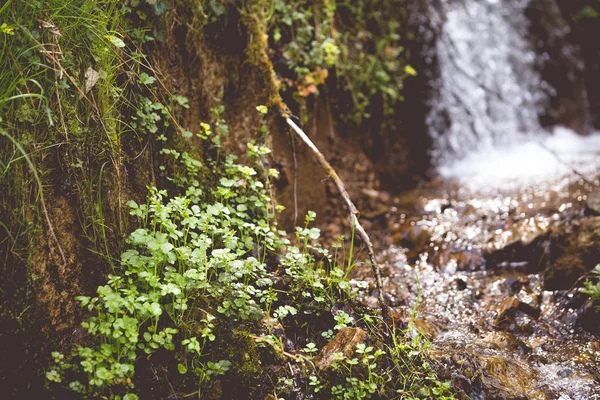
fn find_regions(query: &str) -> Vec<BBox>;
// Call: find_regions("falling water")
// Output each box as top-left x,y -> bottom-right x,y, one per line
428,0 -> 547,164
427,0 -> 600,189
372,3 -> 600,398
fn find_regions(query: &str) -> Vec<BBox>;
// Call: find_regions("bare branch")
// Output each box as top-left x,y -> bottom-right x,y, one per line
284,117 -> 391,327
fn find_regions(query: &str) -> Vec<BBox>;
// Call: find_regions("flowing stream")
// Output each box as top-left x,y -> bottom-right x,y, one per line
361,0 -> 600,398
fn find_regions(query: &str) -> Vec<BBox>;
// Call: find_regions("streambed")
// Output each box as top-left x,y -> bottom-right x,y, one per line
355,132 -> 600,399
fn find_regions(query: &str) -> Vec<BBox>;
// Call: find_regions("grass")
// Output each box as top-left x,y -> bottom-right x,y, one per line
0,0 -> 127,258
0,1 -> 145,395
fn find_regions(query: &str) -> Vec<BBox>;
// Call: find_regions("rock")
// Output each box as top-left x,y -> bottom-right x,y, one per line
586,189 -> 600,215
451,249 -> 486,271
493,297 -> 521,329
557,368 -> 573,378
555,1 -> 600,129
526,0 -> 592,134
435,247 -> 486,272
454,278 -> 468,291
516,291 -> 541,317
401,223 -> 432,251
578,300 -> 600,334
413,318 -> 441,339
494,294 -> 541,329
544,216 -> 600,290
485,233 -> 549,272
451,373 -> 473,397
313,327 -> 367,370
361,188 -> 383,202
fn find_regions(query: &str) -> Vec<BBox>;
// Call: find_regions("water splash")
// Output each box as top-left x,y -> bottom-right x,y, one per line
439,127 -> 600,190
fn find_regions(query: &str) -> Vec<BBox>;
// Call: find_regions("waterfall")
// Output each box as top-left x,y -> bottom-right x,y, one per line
428,0 -> 548,165
422,0 -> 600,188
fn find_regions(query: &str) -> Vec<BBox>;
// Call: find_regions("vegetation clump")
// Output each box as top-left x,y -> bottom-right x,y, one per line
45,103 -> 453,398
1,0 -> 454,398
266,0 -> 415,124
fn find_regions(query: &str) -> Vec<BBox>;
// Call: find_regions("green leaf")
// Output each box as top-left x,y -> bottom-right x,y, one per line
404,65 -> 417,76
174,95 -> 190,109
149,302 -> 162,316
160,242 -> 174,254
256,105 -> 268,115
106,34 -> 125,48
95,367 -> 112,381
178,363 -> 188,374
139,72 -> 156,85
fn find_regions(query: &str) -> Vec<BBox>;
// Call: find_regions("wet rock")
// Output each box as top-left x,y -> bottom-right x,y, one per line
519,321 -> 535,336
577,300 -> 600,334
545,254 -> 587,290
564,291 -> 591,310
435,351 -> 547,399
450,249 -> 486,271
313,327 -> 367,370
494,297 -> 521,329
516,290 -> 541,317
494,296 -> 540,329
544,216 -> 600,290
517,300 -> 541,318
556,1 -> 600,129
413,318 -> 441,340
453,277 -> 468,291
451,373 -> 473,398
485,233 -> 549,272
526,0 -> 592,134
398,223 -> 432,257
557,368 -> 573,378
585,189 -> 600,215
503,276 -> 530,294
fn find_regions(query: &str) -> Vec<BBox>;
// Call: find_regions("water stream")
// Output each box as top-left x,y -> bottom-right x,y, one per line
366,0 -> 600,398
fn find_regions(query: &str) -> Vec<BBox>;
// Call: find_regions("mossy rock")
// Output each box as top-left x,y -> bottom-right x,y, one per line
213,329 -> 265,398
544,216 -> 600,290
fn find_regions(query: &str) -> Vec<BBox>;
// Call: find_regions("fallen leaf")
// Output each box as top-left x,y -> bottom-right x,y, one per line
84,67 -> 100,94
37,19 -> 62,37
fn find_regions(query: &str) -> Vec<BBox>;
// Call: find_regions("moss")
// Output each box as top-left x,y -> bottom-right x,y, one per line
226,330 -> 264,385
240,0 -> 285,112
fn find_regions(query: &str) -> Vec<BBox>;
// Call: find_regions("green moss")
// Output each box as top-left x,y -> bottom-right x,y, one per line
240,0 -> 285,111
226,330 -> 264,385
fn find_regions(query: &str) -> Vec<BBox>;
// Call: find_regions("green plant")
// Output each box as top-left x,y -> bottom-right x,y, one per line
329,342 -> 386,400
45,102 -> 370,397
266,0 -> 414,125
583,264 -> 600,309
2,1 -> 454,398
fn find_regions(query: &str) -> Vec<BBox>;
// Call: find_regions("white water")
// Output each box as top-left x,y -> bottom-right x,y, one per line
429,0 -> 546,164
440,127 -> 600,189
429,0 -> 600,188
